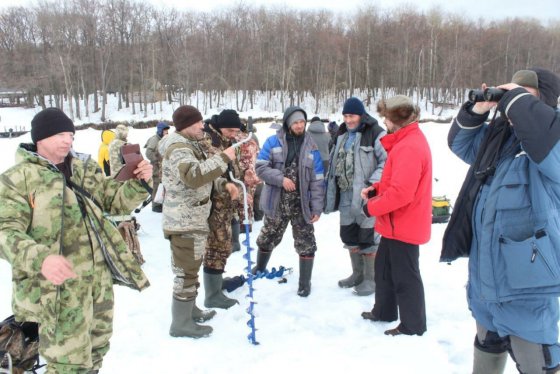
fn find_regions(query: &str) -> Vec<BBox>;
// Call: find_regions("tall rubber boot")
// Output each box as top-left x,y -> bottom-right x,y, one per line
297,256 -> 314,297
231,218 -> 241,253
192,303 -> 216,322
473,346 -> 507,374
251,249 -> 272,275
353,253 -> 376,296
338,250 -> 364,288
169,298 -> 212,338
203,272 -> 238,309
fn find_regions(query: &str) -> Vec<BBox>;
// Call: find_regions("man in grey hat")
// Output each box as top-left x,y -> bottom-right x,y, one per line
442,68 -> 560,373
252,106 -> 325,297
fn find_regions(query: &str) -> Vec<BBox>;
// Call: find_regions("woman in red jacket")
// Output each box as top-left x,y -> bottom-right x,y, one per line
360,95 -> 432,336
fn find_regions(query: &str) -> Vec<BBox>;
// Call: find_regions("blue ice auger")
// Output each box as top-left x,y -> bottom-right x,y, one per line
229,132 -> 259,345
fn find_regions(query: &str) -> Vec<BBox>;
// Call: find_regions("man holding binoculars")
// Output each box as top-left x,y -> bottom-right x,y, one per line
442,68 -> 560,374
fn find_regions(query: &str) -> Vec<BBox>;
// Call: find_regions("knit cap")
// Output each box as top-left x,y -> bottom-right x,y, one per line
31,108 -> 75,144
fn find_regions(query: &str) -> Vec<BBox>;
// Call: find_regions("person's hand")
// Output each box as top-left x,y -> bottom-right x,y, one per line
497,83 -> 521,91
41,255 -> 77,285
282,177 -> 296,192
310,214 -> 320,223
223,147 -> 236,161
225,182 -> 239,200
361,186 -> 375,200
244,169 -> 260,187
134,159 -> 153,181
472,83 -> 497,114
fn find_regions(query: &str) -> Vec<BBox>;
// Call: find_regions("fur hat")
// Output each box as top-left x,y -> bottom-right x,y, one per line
342,97 -> 365,116
215,109 -> 242,129
31,108 -> 75,144
310,116 -> 321,122
173,105 -> 203,131
377,95 -> 419,127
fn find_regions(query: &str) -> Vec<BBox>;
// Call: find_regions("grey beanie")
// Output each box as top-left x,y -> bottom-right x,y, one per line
287,111 -> 306,128
512,70 -> 539,89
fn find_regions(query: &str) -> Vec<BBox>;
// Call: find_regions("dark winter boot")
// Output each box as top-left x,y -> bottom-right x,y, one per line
222,275 -> 246,292
169,298 -> 212,338
473,346 -> 507,374
251,249 -> 272,275
203,272 -> 238,309
353,253 -> 376,296
231,218 -> 241,252
297,256 -> 314,297
192,303 -> 217,322
338,250 -> 364,288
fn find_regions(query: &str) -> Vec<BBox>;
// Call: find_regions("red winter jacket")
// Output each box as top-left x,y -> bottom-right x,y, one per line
364,122 -> 432,245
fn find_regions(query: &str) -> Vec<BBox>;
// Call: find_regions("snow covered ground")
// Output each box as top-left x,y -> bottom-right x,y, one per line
0,98 -> 522,373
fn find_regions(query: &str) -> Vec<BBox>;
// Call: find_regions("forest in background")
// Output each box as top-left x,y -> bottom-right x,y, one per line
0,0 -> 559,119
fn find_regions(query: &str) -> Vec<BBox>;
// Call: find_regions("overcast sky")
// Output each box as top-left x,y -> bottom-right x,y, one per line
0,0 -> 558,23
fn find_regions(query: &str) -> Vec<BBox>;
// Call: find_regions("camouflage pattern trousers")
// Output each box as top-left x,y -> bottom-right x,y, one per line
166,231 -> 207,301
203,195 -> 236,272
39,265 -> 114,374
256,190 -> 317,256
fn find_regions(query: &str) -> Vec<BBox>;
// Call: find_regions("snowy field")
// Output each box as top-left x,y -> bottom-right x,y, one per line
0,97 -> 523,373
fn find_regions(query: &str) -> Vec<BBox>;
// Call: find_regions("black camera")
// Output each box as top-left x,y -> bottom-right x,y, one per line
468,87 -> 507,103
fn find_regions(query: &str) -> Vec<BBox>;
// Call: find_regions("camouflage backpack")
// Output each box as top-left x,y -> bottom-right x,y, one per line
0,315 -> 43,374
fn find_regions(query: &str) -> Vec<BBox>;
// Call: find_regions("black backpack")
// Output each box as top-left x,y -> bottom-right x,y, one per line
0,315 -> 43,374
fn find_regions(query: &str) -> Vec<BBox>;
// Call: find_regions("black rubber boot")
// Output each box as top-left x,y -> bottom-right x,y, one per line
297,256 -> 314,297
231,218 -> 241,252
251,249 -> 272,275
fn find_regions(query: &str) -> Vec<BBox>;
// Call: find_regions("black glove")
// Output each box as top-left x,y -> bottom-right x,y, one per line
363,204 -> 371,218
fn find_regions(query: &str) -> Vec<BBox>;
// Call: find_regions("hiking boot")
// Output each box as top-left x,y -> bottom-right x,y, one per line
361,311 -> 380,321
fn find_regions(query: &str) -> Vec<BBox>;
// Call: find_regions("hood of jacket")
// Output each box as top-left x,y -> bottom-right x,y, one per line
308,120 -> 326,133
282,106 -> 308,132
101,129 -> 116,145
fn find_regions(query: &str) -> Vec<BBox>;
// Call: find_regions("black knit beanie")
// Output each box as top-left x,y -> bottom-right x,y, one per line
172,105 -> 203,131
215,109 -> 242,129
31,107 -> 75,144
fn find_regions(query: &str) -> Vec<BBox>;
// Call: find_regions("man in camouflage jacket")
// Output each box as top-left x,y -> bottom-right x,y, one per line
159,105 -> 237,338
201,110 -> 243,309
0,108 -> 152,374
108,124 -> 129,178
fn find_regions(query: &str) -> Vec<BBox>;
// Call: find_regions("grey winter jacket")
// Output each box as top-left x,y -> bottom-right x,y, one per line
324,113 -> 387,224
308,120 -> 331,161
256,107 -> 325,224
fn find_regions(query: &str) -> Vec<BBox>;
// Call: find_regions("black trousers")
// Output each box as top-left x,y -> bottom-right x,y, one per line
371,237 -> 427,335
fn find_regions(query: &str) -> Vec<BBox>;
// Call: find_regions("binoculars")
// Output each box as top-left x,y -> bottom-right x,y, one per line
468,87 -> 507,103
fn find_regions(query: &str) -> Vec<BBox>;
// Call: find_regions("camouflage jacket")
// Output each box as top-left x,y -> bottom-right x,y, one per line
108,138 -> 126,177
0,144 -> 150,325
159,131 -> 230,233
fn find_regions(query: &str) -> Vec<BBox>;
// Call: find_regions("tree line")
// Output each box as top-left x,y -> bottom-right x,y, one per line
0,0 -> 558,120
